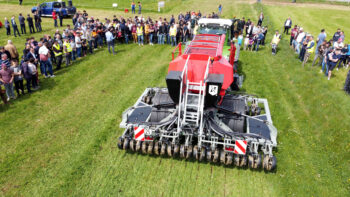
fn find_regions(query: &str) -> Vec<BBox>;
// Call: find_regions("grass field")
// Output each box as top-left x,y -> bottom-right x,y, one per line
0,0 -> 349,196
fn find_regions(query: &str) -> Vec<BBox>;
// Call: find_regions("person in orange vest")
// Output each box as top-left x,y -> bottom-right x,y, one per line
52,10 -> 58,27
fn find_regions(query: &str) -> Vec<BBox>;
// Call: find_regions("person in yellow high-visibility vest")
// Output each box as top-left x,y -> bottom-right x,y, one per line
136,23 -> 143,46
270,30 -> 281,55
302,36 -> 315,67
63,38 -> 72,67
169,24 -> 177,46
52,40 -> 63,70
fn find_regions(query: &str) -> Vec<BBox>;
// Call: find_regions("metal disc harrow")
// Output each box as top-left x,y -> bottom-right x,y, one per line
117,137 -> 277,171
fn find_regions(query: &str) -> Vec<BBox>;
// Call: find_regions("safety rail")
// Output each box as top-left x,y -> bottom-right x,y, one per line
176,55 -> 191,136
171,42 -> 182,60
198,57 -> 211,147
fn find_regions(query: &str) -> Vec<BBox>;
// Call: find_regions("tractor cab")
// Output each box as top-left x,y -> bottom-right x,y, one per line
198,18 -> 232,46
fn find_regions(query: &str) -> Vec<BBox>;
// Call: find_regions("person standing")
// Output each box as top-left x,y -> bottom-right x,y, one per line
105,28 -> 116,55
316,29 -> 326,54
52,40 -> 63,70
52,10 -> 58,27
34,11 -> 42,32
21,59 -> 32,93
302,36 -> 315,67
18,13 -> 26,34
63,38 -> 72,66
131,1 -> 136,14
59,8 -> 64,27
39,42 -> 55,78
290,25 -> 298,46
0,64 -> 16,101
283,17 -> 292,35
4,17 -> 11,36
257,12 -> 264,26
11,16 -> 21,37
19,0 -> 23,5
75,32 -> 83,58
5,40 -> 19,61
218,4 -> 222,15
170,24 -> 177,46
0,84 -> 8,104
136,24 -> 144,46
27,14 -> 35,33
138,2 -> 142,14
271,30 -> 281,55
11,60 -> 25,96
327,49 -> 341,80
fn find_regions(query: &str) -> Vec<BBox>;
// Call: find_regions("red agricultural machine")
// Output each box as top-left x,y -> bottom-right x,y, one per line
118,19 -> 278,171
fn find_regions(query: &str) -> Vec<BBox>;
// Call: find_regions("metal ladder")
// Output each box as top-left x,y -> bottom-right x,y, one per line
182,81 -> 204,126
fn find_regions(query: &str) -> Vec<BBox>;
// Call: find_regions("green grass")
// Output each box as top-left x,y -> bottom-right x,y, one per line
0,0 -> 350,196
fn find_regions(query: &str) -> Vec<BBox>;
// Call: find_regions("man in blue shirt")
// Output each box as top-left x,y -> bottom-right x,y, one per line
316,29 -> 326,54
105,28 -> 115,55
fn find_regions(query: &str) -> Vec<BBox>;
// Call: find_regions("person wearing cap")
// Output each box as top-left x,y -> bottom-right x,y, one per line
302,36 -> 315,67
327,49 -> 341,80
332,29 -> 341,43
0,63 -> 16,101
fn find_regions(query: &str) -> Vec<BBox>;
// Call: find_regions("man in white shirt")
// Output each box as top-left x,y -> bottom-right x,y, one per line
295,28 -> 305,54
75,32 -> 82,58
38,42 -> 55,78
284,17 -> 292,34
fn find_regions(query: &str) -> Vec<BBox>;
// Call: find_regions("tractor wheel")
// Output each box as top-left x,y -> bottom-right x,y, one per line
173,144 -> 180,158
167,144 -> 173,157
180,145 -> 186,158
263,155 -> 277,171
147,141 -> 153,154
141,141 -> 147,154
129,140 -> 135,152
117,137 -> 123,150
248,155 -> 254,168
160,143 -> 167,156
240,155 -> 247,167
193,145 -> 199,160
254,154 -> 262,169
206,149 -> 212,162
135,140 -> 142,152
220,150 -> 226,165
154,141 -> 160,156
226,154 -> 233,166
213,149 -> 220,163
199,147 -> 206,162
123,138 -> 129,150
234,154 -> 240,166
186,145 -> 193,160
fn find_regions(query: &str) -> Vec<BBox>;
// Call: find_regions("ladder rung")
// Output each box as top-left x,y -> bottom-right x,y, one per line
185,119 -> 198,122
187,104 -> 198,107
187,93 -> 200,97
186,112 -> 198,115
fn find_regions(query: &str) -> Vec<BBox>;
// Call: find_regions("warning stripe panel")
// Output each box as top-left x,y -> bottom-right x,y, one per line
234,140 -> 247,155
134,126 -> 145,141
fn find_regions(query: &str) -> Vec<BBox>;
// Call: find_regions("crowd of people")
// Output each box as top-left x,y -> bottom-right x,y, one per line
285,20 -> 349,81
0,9 -> 223,105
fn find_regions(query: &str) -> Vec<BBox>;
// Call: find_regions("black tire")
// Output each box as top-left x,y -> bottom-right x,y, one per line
117,137 -> 124,150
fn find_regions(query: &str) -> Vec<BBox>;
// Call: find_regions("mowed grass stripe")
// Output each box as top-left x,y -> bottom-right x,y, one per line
1,44 -> 167,195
